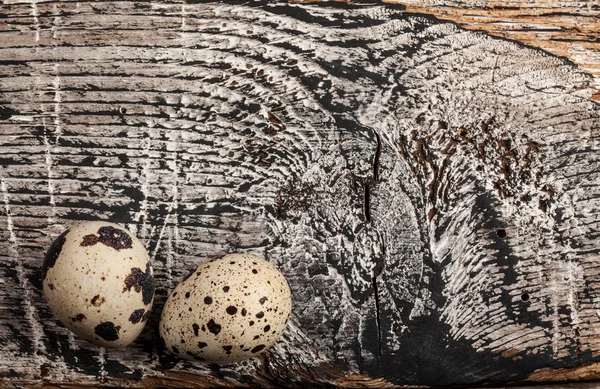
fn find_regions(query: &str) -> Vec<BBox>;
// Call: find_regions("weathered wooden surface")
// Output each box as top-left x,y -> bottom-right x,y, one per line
302,0 -> 600,97
1,0 -> 600,387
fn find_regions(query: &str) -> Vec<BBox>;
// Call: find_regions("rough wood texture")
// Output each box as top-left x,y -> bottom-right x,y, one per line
298,0 -> 600,97
1,0 -> 600,387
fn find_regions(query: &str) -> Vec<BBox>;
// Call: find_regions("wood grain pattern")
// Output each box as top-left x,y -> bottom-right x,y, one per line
0,0 -> 599,387
297,0 -> 600,96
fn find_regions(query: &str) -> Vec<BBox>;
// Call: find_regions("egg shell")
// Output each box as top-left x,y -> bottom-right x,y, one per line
159,254 -> 292,363
42,221 -> 155,348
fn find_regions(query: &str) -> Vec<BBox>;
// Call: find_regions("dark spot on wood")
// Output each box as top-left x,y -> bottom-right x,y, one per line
207,319 -> 221,335
70,314 -> 86,322
204,296 -> 212,304
48,284 -> 54,290
252,269 -> 258,274
81,234 -> 99,247
97,226 -> 133,251
40,363 -> 50,378
428,207 -> 437,221
94,322 -> 120,341
172,345 -> 179,354
497,229 -> 507,238
256,311 -> 264,318
222,345 -> 233,354
129,309 -> 145,324
521,293 -> 530,302
119,106 -> 127,115
198,342 -> 207,349
249,321 -> 254,326
91,295 -> 105,307
123,264 -> 155,305
264,325 -> 270,332
201,325 -> 206,332
241,308 -> 247,316
253,335 -> 260,340
539,198 -> 549,213
185,292 -> 190,298
42,229 -> 69,280
226,306 -> 237,315
192,323 -> 199,336
0,106 -> 17,120
172,292 -> 177,297
223,286 -> 230,292
259,297 -> 268,305
251,345 -> 265,353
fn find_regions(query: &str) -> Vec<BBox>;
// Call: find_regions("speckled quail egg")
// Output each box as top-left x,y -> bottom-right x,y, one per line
159,254 -> 292,363
42,221 -> 155,348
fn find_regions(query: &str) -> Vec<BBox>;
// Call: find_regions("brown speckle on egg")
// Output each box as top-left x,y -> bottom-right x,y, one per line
207,319 -> 221,335
91,295 -> 105,307
129,309 -> 145,324
226,306 -> 237,315
251,345 -> 266,353
81,234 -> 99,247
123,264 -> 155,305
42,229 -> 69,280
97,226 -> 133,251
71,314 -> 86,322
95,321 -> 121,341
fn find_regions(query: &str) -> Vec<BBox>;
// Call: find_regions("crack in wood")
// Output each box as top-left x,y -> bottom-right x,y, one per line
372,276 -> 383,357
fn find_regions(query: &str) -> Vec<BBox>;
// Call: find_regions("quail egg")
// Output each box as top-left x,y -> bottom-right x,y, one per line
42,221 -> 155,347
159,254 -> 292,363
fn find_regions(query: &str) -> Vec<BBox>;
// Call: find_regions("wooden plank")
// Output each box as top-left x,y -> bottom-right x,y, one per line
0,0 -> 599,387
296,0 -> 600,96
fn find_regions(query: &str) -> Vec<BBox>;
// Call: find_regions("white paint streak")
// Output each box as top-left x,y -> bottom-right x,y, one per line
97,347 -> 107,383
136,132 -> 153,239
1,177 -> 48,371
1,179 -> 18,251
52,64 -> 63,141
30,0 -> 40,42
42,119 -> 57,213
